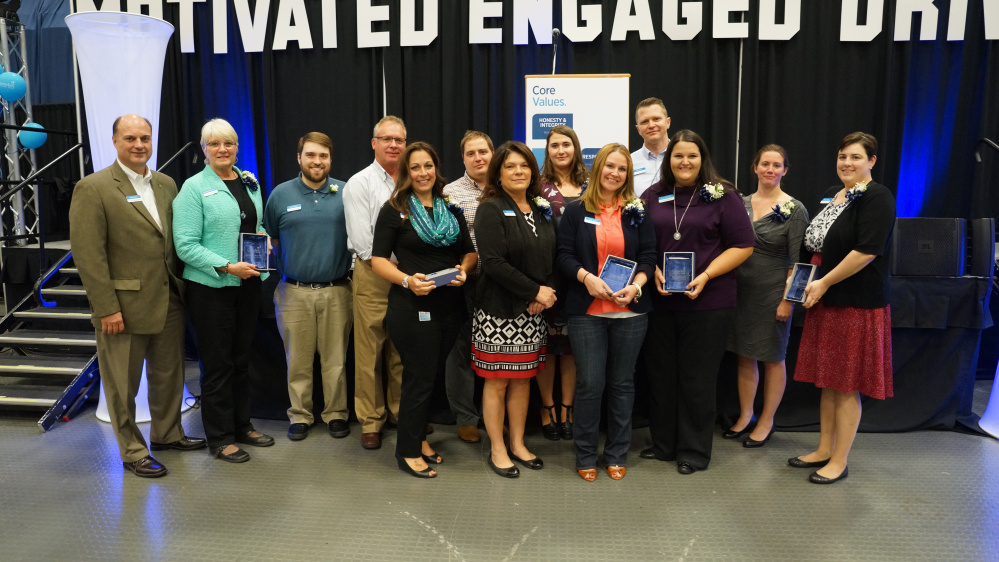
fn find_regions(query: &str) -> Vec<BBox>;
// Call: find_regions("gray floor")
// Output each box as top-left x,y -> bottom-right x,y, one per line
1,371 -> 997,561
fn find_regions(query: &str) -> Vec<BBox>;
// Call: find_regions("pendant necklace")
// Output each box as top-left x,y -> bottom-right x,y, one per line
672,186 -> 692,240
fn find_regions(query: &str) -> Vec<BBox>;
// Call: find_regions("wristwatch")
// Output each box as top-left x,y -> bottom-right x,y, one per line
402,275 -> 410,289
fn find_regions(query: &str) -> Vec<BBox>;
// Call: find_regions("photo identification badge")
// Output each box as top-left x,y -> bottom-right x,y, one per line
419,311 -> 431,322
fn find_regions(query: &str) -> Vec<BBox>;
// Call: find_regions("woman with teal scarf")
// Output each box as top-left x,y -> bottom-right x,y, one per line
372,142 -> 477,478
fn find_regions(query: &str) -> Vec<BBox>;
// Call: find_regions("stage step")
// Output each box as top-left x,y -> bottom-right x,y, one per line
0,330 -> 97,347
14,307 -> 92,321
0,387 -> 64,408
0,356 -> 91,377
40,286 -> 87,297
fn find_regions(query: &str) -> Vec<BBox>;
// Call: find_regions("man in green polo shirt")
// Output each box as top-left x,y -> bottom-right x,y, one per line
263,132 -> 353,441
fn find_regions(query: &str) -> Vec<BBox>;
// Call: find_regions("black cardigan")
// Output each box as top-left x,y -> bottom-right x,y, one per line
474,191 -> 559,319
800,181 -> 896,309
556,200 -> 657,315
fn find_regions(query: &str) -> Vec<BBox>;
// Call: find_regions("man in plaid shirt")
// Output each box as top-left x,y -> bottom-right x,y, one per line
442,130 -> 494,443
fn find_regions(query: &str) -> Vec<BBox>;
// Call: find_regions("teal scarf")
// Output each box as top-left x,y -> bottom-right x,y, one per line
408,193 -> 460,248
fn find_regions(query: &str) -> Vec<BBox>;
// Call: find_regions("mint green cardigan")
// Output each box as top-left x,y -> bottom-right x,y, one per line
172,165 -> 269,288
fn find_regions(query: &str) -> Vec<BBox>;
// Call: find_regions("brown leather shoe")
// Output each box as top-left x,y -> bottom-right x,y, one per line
150,436 -> 207,451
123,456 -> 168,478
361,432 -> 382,449
457,425 -> 481,443
607,466 -> 626,480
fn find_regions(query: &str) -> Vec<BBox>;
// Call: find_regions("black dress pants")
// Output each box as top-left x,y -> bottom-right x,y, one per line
386,306 -> 461,458
643,307 -> 733,469
187,278 -> 261,449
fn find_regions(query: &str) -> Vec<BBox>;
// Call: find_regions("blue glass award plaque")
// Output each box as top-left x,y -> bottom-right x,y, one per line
784,263 -> 816,303
426,268 -> 461,287
663,252 -> 694,293
239,233 -> 271,270
599,255 -> 637,294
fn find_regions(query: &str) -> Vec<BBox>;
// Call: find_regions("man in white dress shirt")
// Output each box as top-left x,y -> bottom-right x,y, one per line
631,97 -> 672,196
342,116 -> 407,450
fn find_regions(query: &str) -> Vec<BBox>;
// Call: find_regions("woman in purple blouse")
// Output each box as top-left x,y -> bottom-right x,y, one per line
638,130 -> 755,475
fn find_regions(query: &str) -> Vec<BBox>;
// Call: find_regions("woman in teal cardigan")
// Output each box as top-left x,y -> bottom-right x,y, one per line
173,118 -> 274,463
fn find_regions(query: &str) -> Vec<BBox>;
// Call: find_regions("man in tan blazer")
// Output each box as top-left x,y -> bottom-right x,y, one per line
69,114 -> 205,478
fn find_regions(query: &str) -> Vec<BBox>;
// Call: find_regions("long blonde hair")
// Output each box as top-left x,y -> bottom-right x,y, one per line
580,144 -> 634,214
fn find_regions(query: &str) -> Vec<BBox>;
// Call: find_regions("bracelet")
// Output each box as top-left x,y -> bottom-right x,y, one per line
582,272 -> 591,282
631,282 -> 643,299
702,271 -> 711,280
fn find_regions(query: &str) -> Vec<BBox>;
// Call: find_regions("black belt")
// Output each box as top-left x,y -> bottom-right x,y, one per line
283,276 -> 349,289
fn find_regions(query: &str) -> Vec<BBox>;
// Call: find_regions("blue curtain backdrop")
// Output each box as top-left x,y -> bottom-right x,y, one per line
21,1 -> 999,220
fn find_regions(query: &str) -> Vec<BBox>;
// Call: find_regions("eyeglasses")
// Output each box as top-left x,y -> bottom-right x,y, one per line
373,136 -> 406,145
206,141 -> 237,149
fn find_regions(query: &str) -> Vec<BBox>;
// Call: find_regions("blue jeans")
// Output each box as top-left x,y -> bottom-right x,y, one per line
568,313 -> 649,469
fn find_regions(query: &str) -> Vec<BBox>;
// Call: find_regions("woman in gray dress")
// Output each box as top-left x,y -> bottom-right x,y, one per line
725,145 -> 809,447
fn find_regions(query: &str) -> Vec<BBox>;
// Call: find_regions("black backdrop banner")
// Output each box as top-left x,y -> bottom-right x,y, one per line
87,1 -> 998,221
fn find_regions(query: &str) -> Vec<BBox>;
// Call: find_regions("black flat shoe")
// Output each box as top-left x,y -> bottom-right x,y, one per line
809,466 -> 848,484
677,462 -> 702,475
743,427 -> 776,448
210,446 -> 250,463
540,404 -> 560,441
640,447 -> 658,460
788,456 -> 831,469
488,456 -> 520,478
559,403 -> 574,440
236,432 -> 275,447
509,450 -> 544,470
422,451 -> 443,465
396,454 -> 436,478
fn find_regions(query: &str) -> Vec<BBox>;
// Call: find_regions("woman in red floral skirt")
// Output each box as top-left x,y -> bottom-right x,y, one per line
791,132 -> 896,484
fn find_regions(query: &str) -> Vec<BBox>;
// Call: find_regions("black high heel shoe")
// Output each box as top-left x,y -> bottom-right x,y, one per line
422,451 -> 443,464
722,416 -> 756,439
559,403 -> 574,440
396,454 -> 437,478
540,404 -> 560,441
743,426 -> 775,448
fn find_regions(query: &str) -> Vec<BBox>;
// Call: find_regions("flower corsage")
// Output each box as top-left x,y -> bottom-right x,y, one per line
699,182 -> 725,203
240,170 -> 259,192
445,195 -> 463,216
623,198 -> 645,227
534,196 -> 553,221
845,182 -> 868,201
329,181 -> 339,194
770,201 -> 797,223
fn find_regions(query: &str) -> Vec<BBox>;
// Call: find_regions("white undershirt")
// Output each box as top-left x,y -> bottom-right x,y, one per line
118,159 -> 162,229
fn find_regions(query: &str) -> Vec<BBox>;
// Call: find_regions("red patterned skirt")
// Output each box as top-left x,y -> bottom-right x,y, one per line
793,255 -> 894,399
472,308 -> 547,379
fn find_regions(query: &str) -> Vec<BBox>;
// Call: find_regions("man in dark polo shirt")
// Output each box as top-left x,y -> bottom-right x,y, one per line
263,132 -> 353,441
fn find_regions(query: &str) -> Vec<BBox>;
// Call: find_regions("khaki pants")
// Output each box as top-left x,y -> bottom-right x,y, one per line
95,291 -> 185,462
351,259 -> 403,432
275,279 -> 353,425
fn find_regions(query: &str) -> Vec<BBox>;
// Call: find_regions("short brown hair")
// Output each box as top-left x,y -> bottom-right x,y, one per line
635,97 -> 668,121
837,132 -> 878,159
298,132 -> 333,156
459,130 -> 494,155
481,142 -> 542,202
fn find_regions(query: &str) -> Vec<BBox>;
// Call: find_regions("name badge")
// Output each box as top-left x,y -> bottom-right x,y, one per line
584,216 -> 601,226
286,204 -> 302,212
659,194 -> 675,203
126,194 -> 142,203
503,210 -> 517,217
634,166 -> 647,174
419,311 -> 431,322
820,197 -> 833,204
202,189 -> 218,197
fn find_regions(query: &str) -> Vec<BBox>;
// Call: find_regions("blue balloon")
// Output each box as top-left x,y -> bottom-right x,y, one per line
19,123 -> 47,149
0,72 -> 26,102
